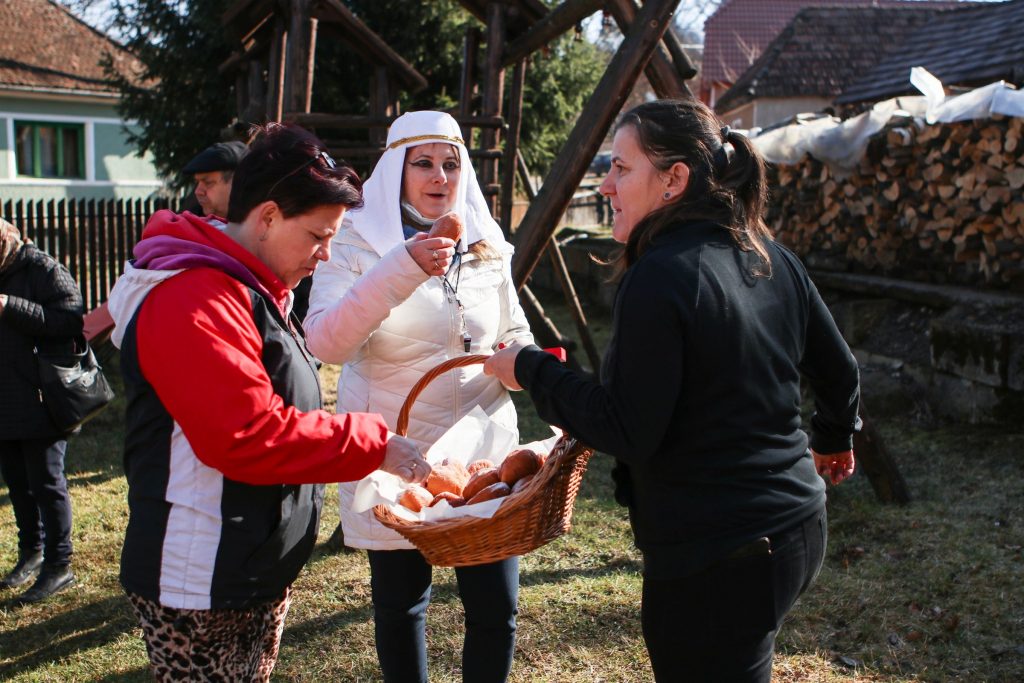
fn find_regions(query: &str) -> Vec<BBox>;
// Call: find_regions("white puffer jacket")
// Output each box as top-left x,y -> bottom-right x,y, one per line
304,224 -> 534,549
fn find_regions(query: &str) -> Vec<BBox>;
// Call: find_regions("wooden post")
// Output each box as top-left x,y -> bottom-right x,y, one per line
459,26 -> 481,119
512,0 -> 681,287
284,0 -> 317,114
267,17 -> 287,121
853,400 -> 912,504
500,59 -> 526,237
605,0 -> 690,100
369,65 -> 390,147
246,59 -> 265,122
480,1 -> 506,217
517,151 -> 603,372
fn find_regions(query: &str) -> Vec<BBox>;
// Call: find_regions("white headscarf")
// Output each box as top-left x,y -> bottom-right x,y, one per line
349,110 -> 506,257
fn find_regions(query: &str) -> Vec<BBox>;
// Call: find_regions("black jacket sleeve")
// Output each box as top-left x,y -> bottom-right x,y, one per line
798,276 -> 861,454
515,260 -> 684,464
1,253 -> 84,340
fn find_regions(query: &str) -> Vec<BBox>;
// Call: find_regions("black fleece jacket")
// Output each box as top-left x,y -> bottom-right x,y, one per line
0,244 -> 84,440
515,220 -> 860,578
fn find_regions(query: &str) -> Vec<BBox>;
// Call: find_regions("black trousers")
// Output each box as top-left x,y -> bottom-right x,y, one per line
641,509 -> 827,683
367,548 -> 519,683
0,437 -> 73,564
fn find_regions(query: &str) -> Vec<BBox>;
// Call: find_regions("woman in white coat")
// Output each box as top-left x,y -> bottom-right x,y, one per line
304,111 -> 533,683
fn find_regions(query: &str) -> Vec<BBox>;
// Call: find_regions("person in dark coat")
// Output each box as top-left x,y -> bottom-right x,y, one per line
0,218 -> 84,604
485,99 -> 860,682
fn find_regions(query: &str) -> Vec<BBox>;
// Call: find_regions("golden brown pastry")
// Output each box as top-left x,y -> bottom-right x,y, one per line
429,491 -> 466,508
399,485 -> 433,513
428,212 -> 464,242
425,462 -> 470,497
462,467 -> 501,501
499,449 -> 543,486
467,459 -> 495,475
466,481 -> 511,505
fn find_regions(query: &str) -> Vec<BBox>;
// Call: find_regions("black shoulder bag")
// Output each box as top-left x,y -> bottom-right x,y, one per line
36,335 -> 115,433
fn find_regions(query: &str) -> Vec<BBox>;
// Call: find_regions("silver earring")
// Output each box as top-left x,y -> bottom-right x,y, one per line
663,192 -> 671,200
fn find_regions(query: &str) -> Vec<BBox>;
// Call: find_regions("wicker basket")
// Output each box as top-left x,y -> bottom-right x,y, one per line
373,355 -> 593,566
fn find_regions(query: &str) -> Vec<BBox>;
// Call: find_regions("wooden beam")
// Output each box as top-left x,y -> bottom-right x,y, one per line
500,60 -> 527,237
285,113 -> 505,129
517,151 -> 603,372
659,18 -> 698,80
853,400 -> 911,504
266,18 -> 286,121
283,0 -> 316,114
501,0 -> 604,67
217,29 -> 271,74
512,0 -> 681,287
480,1 -> 507,217
605,0 -> 689,100
315,0 -> 427,93
245,59 -> 266,122
459,26 -> 481,119
222,0 -> 276,39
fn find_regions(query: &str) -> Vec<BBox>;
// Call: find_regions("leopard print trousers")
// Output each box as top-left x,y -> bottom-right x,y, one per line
126,588 -> 292,682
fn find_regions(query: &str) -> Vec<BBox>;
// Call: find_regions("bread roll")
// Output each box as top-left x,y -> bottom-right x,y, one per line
466,481 -> 511,505
467,459 -> 495,475
511,474 -> 535,494
462,467 -> 501,501
425,462 -> 470,496
399,485 -> 433,512
429,491 -> 465,508
428,212 -> 464,242
499,449 -> 543,485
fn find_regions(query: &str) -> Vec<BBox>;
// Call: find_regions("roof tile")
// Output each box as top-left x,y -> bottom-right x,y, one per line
0,0 -> 143,96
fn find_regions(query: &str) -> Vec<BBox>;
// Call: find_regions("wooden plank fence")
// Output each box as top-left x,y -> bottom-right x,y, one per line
2,197 -> 181,311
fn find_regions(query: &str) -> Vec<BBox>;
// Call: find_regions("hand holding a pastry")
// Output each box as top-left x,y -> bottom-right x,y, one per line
406,212 -> 464,277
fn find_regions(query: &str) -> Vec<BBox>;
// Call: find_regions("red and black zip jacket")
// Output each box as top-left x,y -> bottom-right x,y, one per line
113,211 -> 388,609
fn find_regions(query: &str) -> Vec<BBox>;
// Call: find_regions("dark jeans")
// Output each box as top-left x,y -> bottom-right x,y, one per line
640,509 -> 827,683
367,549 -> 519,683
0,437 -> 73,565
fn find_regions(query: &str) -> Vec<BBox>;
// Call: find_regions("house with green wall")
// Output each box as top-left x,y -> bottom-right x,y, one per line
0,0 -> 163,201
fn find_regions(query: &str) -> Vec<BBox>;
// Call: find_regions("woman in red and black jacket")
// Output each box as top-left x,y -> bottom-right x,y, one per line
108,123 -> 429,682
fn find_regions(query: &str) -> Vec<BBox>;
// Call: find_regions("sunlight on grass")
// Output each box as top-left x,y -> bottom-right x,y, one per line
2,301 -> 1022,681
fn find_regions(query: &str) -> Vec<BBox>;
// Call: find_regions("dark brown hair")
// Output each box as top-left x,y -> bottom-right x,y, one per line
227,123 -> 363,223
613,99 -> 772,276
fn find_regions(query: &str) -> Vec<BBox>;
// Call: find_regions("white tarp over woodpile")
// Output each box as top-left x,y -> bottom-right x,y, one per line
750,68 -> 1024,176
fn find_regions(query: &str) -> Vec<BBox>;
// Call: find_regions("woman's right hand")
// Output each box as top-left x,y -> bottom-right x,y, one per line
813,449 -> 855,485
406,232 -> 456,277
380,433 -> 431,483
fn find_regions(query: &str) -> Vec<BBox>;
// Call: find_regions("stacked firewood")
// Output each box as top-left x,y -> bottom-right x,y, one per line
766,114 -> 1024,290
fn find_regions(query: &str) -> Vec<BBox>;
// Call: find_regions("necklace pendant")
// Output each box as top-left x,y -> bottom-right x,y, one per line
462,331 -> 472,353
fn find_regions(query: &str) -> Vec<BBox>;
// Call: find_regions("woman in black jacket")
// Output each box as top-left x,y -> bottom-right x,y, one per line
0,219 -> 83,604
485,99 -> 860,682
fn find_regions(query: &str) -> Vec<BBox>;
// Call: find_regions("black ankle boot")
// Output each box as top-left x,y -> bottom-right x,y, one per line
0,551 -> 43,589
15,562 -> 75,604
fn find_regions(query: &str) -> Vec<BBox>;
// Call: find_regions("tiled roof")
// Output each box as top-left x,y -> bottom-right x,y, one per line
837,0 -> 1024,103
0,0 -> 143,96
714,6 -> 944,113
702,0 -> 964,88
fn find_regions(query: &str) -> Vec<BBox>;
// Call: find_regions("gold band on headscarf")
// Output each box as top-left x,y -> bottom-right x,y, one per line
386,134 -> 465,151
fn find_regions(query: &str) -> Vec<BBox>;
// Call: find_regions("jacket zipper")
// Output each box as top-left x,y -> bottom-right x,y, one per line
444,278 -> 461,420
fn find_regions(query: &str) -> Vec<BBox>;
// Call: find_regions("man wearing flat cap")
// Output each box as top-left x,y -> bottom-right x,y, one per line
182,141 -> 247,219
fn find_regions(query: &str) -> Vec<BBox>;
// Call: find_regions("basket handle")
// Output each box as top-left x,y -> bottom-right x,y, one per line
396,354 -> 490,436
